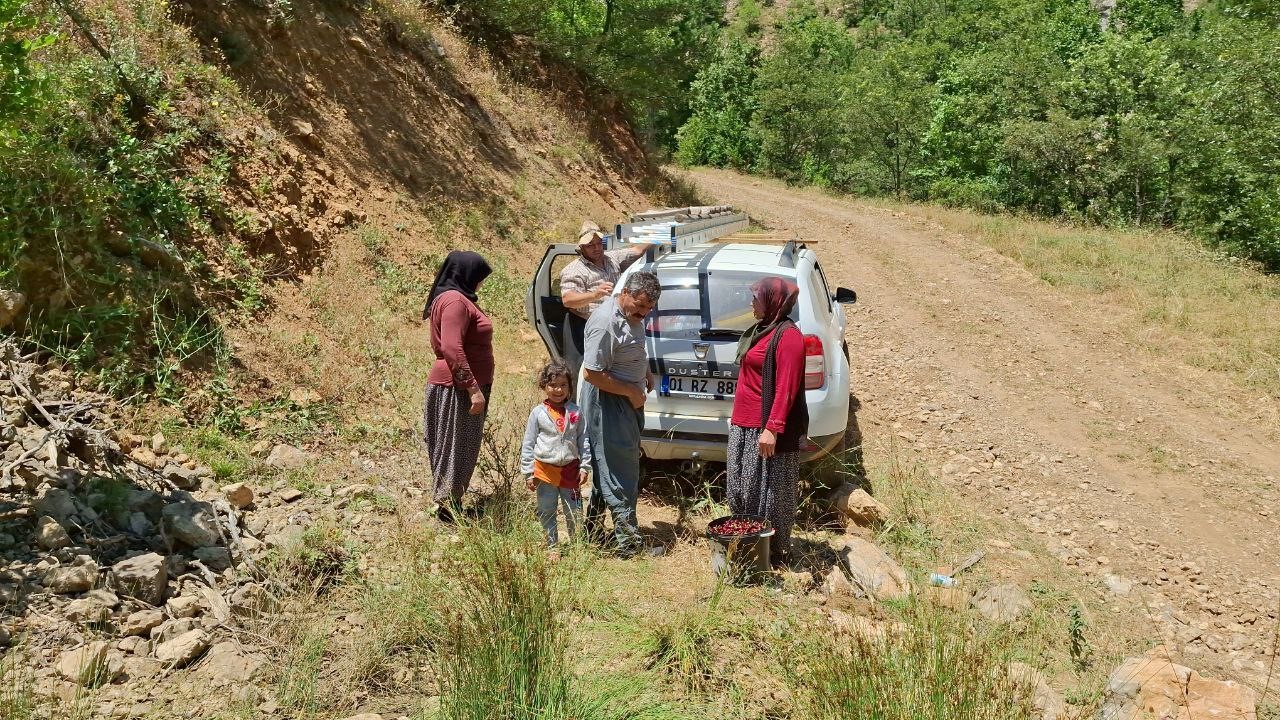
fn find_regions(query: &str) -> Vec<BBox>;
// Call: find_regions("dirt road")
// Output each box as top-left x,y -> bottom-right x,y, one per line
688,167 -> 1279,683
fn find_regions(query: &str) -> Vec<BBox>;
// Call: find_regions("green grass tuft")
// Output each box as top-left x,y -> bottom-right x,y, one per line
785,602 -> 1035,720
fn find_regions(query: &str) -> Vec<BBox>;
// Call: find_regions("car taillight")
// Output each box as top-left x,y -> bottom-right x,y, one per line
804,334 -> 825,389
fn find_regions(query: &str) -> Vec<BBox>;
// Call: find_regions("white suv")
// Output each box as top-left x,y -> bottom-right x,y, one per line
526,216 -> 856,463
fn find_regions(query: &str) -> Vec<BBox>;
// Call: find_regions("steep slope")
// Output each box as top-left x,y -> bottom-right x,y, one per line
1,1 -> 688,714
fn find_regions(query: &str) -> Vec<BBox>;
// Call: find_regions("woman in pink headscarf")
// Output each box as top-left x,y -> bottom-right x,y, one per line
727,277 -> 808,567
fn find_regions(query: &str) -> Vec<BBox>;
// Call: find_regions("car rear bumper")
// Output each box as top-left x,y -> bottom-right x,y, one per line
640,429 -> 844,463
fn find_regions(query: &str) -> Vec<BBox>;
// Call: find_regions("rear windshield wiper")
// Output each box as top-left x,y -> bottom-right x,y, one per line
700,327 -> 744,339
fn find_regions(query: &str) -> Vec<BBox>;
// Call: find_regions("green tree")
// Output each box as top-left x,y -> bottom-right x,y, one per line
449,0 -> 723,148
842,39 -> 938,197
0,0 -> 51,126
1173,10 -> 1280,267
753,10 -> 858,186
675,36 -> 760,168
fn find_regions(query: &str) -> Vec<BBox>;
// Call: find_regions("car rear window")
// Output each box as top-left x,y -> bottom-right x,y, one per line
648,270 -> 798,340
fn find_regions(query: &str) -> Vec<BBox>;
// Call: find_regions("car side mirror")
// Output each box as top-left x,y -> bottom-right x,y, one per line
833,287 -> 857,304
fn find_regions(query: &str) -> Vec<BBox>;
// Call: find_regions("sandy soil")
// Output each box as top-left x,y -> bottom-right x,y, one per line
686,167 -> 1280,686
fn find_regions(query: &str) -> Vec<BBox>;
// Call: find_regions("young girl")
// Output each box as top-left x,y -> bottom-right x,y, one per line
520,361 -> 591,547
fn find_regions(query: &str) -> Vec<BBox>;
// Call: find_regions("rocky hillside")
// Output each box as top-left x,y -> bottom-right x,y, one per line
1,0 -> 684,715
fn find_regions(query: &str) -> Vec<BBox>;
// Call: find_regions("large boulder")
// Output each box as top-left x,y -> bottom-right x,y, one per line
971,584 -> 1033,624
161,501 -> 220,548
1099,648 -> 1258,720
839,538 -> 911,601
110,552 -> 168,605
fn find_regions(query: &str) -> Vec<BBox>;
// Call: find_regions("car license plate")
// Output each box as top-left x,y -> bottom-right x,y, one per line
662,375 -> 736,399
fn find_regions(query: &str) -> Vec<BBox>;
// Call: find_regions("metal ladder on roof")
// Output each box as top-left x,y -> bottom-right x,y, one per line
614,208 -> 749,255
613,207 -> 814,266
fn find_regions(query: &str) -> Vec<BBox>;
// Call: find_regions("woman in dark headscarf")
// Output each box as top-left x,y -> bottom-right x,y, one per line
727,277 -> 808,566
423,251 -> 494,522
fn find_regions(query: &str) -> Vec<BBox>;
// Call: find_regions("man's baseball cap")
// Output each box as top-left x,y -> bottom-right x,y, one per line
578,220 -> 606,245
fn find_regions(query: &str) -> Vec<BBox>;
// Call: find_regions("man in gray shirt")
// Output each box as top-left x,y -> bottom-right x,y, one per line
581,271 -> 660,556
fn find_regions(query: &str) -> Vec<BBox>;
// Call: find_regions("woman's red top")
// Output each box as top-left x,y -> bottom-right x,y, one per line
428,290 -> 495,389
730,325 -> 804,433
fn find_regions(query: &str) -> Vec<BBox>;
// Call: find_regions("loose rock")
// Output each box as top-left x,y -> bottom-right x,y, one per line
152,618 -> 198,644
161,502 -> 220,548
839,538 -> 912,601
0,289 -> 26,328
58,641 -> 118,686
110,552 -> 168,605
266,444 -> 314,470
277,486 -> 304,503
65,589 -> 119,623
193,546 -> 232,571
162,464 -> 202,490
831,484 -> 889,528
154,629 -> 211,667
1103,574 -> 1134,597
971,584 -> 1033,624
1099,647 -> 1257,720
121,609 -> 164,637
43,562 -> 98,594
1009,662 -> 1067,720
35,488 -> 77,523
197,641 -> 265,685
35,515 -> 72,550
166,595 -> 203,619
222,482 -> 254,509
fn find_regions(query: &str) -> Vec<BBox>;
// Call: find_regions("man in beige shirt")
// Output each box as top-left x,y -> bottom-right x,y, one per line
560,220 -> 648,373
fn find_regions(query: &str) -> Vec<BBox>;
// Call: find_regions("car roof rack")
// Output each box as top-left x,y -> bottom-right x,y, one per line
779,240 -> 800,268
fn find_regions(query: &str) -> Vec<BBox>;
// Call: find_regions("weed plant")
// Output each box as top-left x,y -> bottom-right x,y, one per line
269,524 -> 357,596
433,520 -> 572,718
642,574 -> 729,691
277,628 -> 329,715
0,651 -> 35,720
786,602 -> 1034,720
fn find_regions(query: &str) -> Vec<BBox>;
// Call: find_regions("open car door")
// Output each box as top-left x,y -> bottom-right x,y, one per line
525,244 -> 580,362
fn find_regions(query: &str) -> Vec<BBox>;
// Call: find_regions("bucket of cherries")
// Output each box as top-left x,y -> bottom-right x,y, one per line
706,514 -> 774,583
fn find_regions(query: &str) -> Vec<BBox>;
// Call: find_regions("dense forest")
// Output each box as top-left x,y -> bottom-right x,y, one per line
676,0 -> 1280,270
3,0 -> 1278,327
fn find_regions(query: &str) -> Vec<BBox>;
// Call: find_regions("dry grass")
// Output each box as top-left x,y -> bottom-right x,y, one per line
857,437 -> 1154,704
879,203 -> 1280,396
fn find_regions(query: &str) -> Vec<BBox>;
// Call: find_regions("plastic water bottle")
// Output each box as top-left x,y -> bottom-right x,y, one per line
929,572 -> 956,588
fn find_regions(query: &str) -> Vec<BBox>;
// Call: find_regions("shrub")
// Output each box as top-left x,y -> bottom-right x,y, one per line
271,525 -> 356,596
929,177 -> 1007,215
